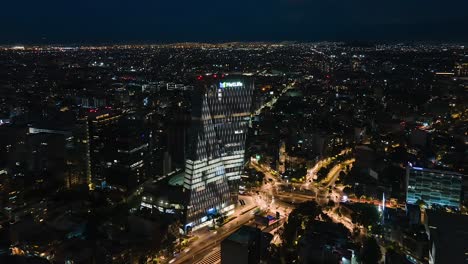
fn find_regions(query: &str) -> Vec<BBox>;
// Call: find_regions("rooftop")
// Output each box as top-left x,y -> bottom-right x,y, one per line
426,210 -> 468,264
225,225 -> 261,245
168,171 -> 185,187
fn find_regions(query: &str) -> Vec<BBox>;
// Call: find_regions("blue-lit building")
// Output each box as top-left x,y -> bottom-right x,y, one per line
183,77 -> 254,230
406,165 -> 463,209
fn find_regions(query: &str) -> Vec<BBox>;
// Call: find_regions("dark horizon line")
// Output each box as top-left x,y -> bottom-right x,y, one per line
1,39 -> 467,47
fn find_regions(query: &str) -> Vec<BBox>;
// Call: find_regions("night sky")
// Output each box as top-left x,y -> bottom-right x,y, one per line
2,0 -> 468,44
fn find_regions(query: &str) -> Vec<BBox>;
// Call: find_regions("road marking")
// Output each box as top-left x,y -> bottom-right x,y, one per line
196,247 -> 221,264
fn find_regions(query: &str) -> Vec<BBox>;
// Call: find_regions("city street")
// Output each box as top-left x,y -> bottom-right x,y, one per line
170,158 -> 297,264
172,191 -> 292,264
254,81 -> 296,116
172,197 -> 256,264
321,158 -> 354,188
174,153 -> 378,264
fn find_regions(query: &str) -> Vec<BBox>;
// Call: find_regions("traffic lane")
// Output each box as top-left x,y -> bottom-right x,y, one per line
174,210 -> 255,264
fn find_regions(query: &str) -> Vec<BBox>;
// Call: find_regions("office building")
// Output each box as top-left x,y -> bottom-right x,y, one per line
424,210 -> 468,264
406,165 -> 463,208
106,116 -> 150,192
85,109 -> 122,189
166,112 -> 190,169
64,117 -> 91,188
183,77 -> 253,230
20,118 -> 90,189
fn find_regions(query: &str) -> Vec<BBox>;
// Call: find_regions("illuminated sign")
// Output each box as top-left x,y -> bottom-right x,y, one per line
219,81 -> 243,88
141,202 -> 153,209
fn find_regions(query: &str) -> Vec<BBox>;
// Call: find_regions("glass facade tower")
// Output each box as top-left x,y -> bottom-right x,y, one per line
406,165 -> 463,208
184,77 -> 253,230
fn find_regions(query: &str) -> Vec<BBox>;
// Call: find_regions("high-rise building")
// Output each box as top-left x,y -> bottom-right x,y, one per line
162,151 -> 172,176
106,116 -> 150,192
424,210 -> 468,264
22,119 -> 89,189
406,165 -> 464,208
65,117 -> 91,188
183,77 -> 254,231
85,109 -> 122,189
166,111 -> 190,169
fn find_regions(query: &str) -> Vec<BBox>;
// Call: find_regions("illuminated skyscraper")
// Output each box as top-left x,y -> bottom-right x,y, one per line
406,165 -> 463,209
184,77 -> 253,230
85,109 -> 122,189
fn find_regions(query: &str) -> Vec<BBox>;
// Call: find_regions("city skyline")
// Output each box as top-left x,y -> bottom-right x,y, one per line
0,4 -> 467,261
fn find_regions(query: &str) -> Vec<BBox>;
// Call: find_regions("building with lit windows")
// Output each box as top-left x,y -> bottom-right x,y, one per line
183,76 -> 254,231
106,115 -> 151,192
454,62 -> 468,77
85,109 -> 122,189
406,165 -> 463,209
137,170 -> 186,215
